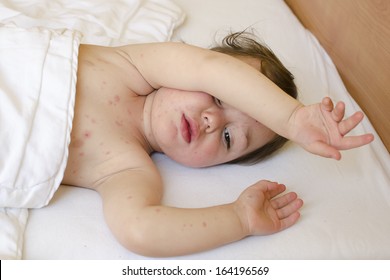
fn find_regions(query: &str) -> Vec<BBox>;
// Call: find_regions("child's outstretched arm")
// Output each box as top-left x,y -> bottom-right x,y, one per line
96,156 -> 303,257
118,43 -> 373,158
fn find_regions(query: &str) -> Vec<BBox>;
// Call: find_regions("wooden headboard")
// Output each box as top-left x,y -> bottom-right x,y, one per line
285,0 -> 390,152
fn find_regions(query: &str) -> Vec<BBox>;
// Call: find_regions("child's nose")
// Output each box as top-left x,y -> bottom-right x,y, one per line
202,110 -> 223,133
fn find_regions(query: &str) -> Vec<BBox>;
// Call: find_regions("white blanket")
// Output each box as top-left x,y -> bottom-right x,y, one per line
0,0 -> 185,260
0,0 -> 185,45
0,26 -> 80,208
0,25 -> 80,259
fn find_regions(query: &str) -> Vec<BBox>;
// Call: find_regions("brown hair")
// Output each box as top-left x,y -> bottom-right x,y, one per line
211,31 -> 298,164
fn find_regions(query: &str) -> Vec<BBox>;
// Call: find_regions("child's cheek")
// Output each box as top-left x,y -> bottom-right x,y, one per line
189,142 -> 221,167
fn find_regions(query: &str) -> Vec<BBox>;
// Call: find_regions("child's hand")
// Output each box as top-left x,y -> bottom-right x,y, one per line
235,181 -> 303,236
288,97 -> 374,160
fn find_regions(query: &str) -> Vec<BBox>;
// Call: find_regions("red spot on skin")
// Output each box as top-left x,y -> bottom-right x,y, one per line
79,152 -> 85,157
84,131 -> 92,138
114,95 -> 120,102
155,208 -> 161,213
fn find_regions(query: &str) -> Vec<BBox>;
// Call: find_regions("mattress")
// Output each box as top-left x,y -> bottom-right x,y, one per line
1,0 -> 389,260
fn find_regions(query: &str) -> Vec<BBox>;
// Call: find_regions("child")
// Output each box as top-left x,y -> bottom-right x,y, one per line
9,28 -> 367,257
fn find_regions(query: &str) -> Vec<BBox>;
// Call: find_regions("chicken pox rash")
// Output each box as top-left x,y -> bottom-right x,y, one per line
84,130 -> 92,138
108,95 -> 121,106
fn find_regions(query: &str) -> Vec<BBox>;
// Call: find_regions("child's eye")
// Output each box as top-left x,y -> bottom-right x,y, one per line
214,97 -> 223,107
223,127 -> 231,149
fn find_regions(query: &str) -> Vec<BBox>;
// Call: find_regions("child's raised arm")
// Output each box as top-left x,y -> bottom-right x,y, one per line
117,42 -> 373,158
118,42 -> 298,136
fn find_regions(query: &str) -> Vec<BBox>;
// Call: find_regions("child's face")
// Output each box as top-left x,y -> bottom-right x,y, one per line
146,88 -> 275,167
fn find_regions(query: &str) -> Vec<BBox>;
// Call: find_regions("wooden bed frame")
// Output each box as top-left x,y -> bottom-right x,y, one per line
285,0 -> 390,152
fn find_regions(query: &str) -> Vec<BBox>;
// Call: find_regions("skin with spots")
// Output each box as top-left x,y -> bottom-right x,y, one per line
60,42 -> 371,257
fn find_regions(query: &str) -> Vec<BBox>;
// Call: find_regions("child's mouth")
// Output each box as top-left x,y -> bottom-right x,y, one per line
181,114 -> 191,143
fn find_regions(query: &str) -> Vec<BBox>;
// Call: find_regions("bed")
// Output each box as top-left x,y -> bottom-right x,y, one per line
1,0 -> 389,260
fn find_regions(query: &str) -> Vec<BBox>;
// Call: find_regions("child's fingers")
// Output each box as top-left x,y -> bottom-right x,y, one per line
306,141 -> 341,160
271,191 -> 297,210
267,183 -> 286,198
338,111 -> 364,136
276,198 -> 303,220
321,97 -> 334,111
332,101 -> 345,122
279,212 -> 301,231
339,134 -> 374,150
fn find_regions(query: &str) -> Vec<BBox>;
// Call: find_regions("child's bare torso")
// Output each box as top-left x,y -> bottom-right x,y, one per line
62,45 -> 154,189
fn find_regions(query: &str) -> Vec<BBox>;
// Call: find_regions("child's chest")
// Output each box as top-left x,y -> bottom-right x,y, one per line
63,88 -> 150,188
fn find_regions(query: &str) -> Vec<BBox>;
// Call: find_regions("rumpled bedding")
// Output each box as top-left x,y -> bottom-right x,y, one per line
0,25 -> 81,260
0,0 -> 185,46
0,26 -> 80,209
0,0 -> 185,260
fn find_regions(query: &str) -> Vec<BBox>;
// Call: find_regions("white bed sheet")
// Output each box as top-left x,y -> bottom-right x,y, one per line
19,0 -> 390,259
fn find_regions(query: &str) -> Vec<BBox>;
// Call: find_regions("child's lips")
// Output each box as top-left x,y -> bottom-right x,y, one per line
181,115 -> 191,143
180,114 -> 198,143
